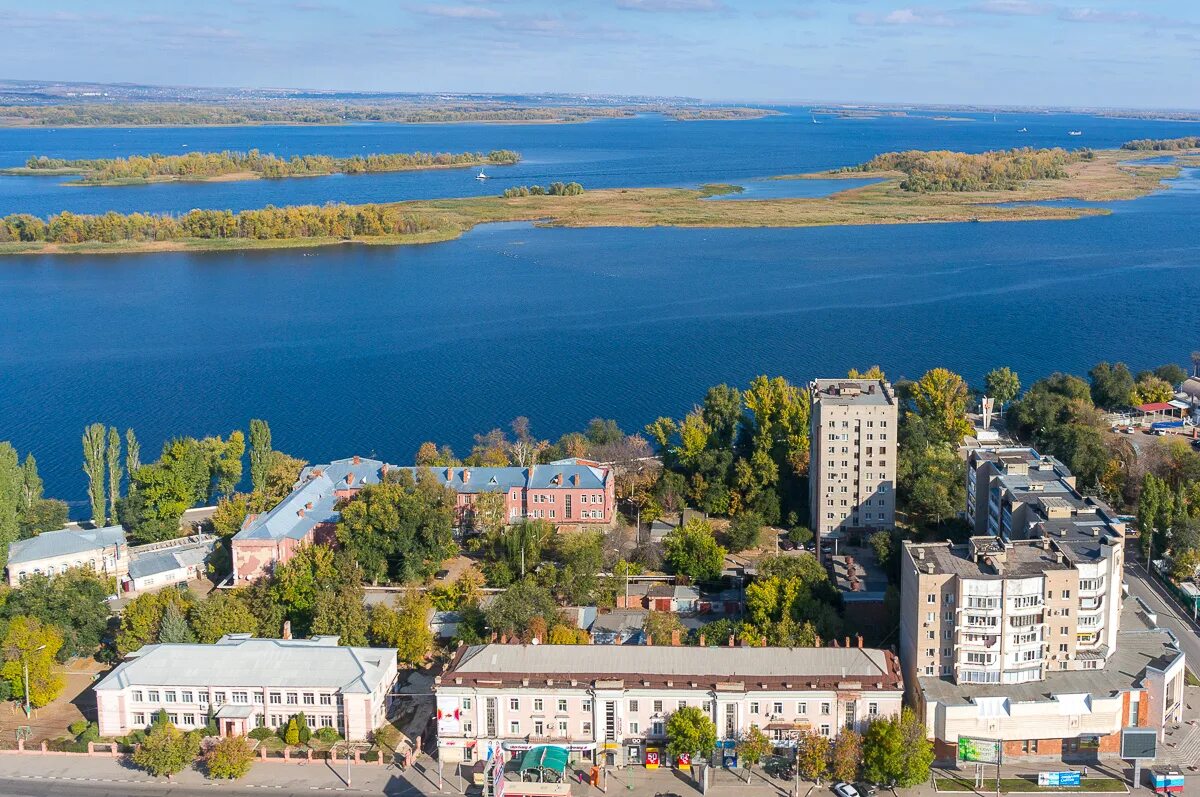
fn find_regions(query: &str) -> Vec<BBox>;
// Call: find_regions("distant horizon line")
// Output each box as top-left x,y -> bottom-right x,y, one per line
2,76 -> 1199,115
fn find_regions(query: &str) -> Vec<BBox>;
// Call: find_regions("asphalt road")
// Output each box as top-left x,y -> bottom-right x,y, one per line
1123,553 -> 1200,673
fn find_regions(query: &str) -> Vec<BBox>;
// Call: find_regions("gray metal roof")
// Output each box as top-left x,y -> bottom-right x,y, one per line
128,539 -> 213,580
450,643 -> 893,680
7,525 -> 125,566
94,635 -> 395,694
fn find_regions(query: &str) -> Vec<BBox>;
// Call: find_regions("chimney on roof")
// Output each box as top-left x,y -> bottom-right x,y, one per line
463,468 -> 471,483
699,634 -> 706,647
352,455 -> 361,464
857,635 -> 864,649
345,473 -> 353,485
845,636 -> 850,648
305,501 -> 313,510
297,508 -> 305,518
282,620 -> 292,640
917,548 -> 925,561
727,635 -> 735,648
446,467 -> 454,481
832,638 -> 839,647
381,463 -> 388,477
814,635 -> 821,647
645,634 -> 653,646
571,473 -> 579,486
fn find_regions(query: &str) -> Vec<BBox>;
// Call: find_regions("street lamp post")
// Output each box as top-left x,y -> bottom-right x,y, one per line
17,644 -> 47,717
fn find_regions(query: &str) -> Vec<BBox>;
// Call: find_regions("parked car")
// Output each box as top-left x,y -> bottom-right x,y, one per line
855,782 -> 879,796
833,783 -> 861,797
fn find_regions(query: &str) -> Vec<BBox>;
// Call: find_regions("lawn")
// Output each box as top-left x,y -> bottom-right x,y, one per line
935,776 -> 1128,794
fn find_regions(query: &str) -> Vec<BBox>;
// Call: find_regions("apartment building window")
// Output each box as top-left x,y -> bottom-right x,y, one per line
253,692 -> 264,705
627,721 -> 637,735
533,699 -> 544,712
164,691 -> 176,703
463,720 -> 474,733
926,612 -> 935,622
509,721 -> 520,735
182,714 -> 194,726
534,721 -> 544,736
652,721 -> 664,737
198,693 -> 208,706
1083,660 -> 1099,670
868,703 -> 878,716
558,721 -> 568,736
927,594 -> 936,604
233,691 -> 249,704
558,699 -> 568,713
510,698 -> 521,711
462,698 -> 472,710
1128,693 -> 1140,726
583,721 -> 592,735
133,712 -> 145,725
1059,643 -> 1069,652
167,713 -> 178,725
1080,578 -> 1101,591
180,691 -> 192,703
147,690 -> 160,702
1013,595 -> 1040,608
677,700 -> 687,710
821,702 -> 831,716
270,692 -> 281,704
1063,590 -> 1071,598
798,702 -> 807,714
321,716 -> 334,728
320,694 -> 332,706
132,690 -> 143,702
653,700 -> 663,713
213,692 -> 226,705
628,699 -> 639,713
819,725 -> 831,737
943,630 -> 953,639
286,693 -> 298,705
582,699 -> 591,712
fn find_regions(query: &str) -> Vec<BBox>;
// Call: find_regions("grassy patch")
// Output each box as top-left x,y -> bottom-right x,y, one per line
698,183 -> 745,197
936,776 -> 1127,794
1185,668 -> 1199,687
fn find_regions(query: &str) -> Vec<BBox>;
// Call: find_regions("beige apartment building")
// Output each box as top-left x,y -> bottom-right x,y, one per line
435,643 -> 904,767
5,525 -> 127,586
809,379 -> 897,550
966,447 -> 1080,539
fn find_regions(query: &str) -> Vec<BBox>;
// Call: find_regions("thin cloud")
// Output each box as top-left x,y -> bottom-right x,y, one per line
616,0 -> 728,13
415,4 -> 502,19
969,0 -> 1047,15
854,7 -> 960,27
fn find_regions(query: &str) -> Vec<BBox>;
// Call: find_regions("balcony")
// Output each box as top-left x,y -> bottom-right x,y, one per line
1079,596 -> 1104,612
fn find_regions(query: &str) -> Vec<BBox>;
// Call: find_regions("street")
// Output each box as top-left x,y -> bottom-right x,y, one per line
1122,555 -> 1200,674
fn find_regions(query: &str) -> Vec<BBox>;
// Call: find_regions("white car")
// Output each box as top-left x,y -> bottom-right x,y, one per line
833,783 -> 861,797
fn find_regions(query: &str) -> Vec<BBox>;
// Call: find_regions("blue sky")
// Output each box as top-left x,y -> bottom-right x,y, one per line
4,0 -> 1198,108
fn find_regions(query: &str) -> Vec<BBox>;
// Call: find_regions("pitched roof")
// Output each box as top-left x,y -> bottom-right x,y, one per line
128,538 -> 214,580
7,525 -> 126,567
93,635 -> 395,694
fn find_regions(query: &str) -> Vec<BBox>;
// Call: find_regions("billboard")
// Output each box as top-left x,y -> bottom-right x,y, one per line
436,696 -> 462,735
1038,772 -> 1081,787
1120,728 -> 1158,760
957,736 -> 1001,764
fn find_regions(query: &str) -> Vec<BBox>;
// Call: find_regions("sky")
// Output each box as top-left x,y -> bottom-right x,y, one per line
3,0 -> 1199,109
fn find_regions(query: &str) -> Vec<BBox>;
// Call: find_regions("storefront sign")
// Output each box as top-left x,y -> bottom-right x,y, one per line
957,736 -> 1000,764
676,752 -> 691,771
722,753 -> 738,768
436,696 -> 462,735
645,749 -> 660,768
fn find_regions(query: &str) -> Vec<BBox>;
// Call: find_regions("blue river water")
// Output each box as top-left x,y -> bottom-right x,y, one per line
1,108 -> 1198,505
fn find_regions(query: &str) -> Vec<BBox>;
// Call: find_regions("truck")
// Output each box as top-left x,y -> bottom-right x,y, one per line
1150,420 -> 1186,431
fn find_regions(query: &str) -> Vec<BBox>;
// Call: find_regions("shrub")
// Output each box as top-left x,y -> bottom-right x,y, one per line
68,719 -> 90,736
282,717 -> 299,746
78,722 -> 100,744
295,712 -> 311,745
204,736 -> 255,780
314,726 -> 341,744
248,727 -> 275,741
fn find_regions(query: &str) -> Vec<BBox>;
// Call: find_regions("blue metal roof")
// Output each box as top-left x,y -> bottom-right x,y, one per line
7,525 -> 126,566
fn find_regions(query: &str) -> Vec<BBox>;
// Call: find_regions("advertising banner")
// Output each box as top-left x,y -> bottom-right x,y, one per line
957,736 -> 1000,764
436,696 -> 462,735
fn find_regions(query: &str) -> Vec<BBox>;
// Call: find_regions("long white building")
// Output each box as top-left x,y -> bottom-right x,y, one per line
94,635 -> 398,741
434,643 -> 904,767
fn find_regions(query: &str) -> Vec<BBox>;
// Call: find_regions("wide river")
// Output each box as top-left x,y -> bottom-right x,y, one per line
1,108 -> 1198,505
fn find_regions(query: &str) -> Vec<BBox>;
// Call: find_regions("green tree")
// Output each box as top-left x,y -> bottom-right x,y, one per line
911,368 -> 973,445
118,463 -> 191,544
862,715 -> 904,787
469,491 -> 507,536
665,705 -> 717,760
311,581 -> 369,647
106,426 -> 122,523
82,423 -> 108,525
334,470 -> 456,584
125,428 -> 141,485
643,611 -> 685,645
369,589 -> 434,666
983,367 -> 1020,411
0,569 -> 114,659
484,578 -> 558,637
1132,376 -> 1174,406
736,724 -> 772,784
831,727 -> 863,783
795,731 -> 831,783
1088,362 -> 1135,410
214,430 -> 246,498
726,511 -> 764,553
897,707 -> 935,787
663,519 -> 726,584
189,591 -> 258,643
283,716 -> 300,746
268,544 -> 347,637
210,493 -> 250,536
868,530 -> 893,569
0,617 -> 64,707
17,498 -> 69,539
132,719 -> 199,778
204,735 -> 255,779
1154,363 -> 1187,386
157,599 -> 197,644
0,443 -> 22,566
248,420 -> 272,495
117,589 -> 194,654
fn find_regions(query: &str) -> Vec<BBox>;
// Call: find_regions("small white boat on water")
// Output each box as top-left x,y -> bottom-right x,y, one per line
1068,130 -> 1083,136
476,169 -> 489,180
1018,127 -> 1028,132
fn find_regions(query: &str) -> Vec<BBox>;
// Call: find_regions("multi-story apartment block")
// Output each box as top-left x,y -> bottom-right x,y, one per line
902,444 -> 1186,761
966,447 -> 1080,539
434,643 -> 903,767
809,379 -> 897,550
95,634 -> 398,741
232,456 -> 614,582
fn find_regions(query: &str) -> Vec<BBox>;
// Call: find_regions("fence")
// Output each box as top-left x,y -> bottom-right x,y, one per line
0,739 -> 388,767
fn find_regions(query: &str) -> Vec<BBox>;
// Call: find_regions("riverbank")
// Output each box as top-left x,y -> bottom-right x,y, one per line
0,148 -> 1178,257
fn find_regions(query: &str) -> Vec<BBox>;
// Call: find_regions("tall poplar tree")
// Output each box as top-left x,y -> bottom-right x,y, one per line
106,426 -> 122,523
125,429 -> 141,486
81,424 -> 107,526
248,419 -> 272,495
